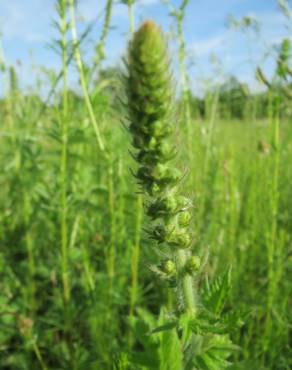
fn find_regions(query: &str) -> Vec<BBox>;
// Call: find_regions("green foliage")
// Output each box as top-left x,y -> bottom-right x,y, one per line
202,269 -> 231,315
127,305 -> 239,370
128,308 -> 183,370
189,334 -> 235,370
276,38 -> 291,79
1,81 -> 291,368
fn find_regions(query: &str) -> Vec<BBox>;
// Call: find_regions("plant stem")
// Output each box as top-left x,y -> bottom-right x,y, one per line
107,158 -> 115,284
59,0 -> 70,306
176,1 -> 192,150
264,93 -> 280,355
128,1 -> 135,34
32,341 -> 48,370
130,195 -> 143,317
23,192 -> 36,312
58,2 -> 77,368
68,0 -> 105,152
94,0 -> 113,67
175,249 -> 196,313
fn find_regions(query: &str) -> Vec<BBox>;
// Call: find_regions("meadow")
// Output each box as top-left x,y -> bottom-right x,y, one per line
0,1 -> 291,369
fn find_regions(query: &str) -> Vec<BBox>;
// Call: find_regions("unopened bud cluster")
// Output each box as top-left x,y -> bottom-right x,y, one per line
127,21 -> 200,288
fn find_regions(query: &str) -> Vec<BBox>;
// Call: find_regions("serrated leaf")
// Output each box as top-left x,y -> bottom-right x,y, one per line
203,269 -> 232,315
220,309 -> 247,333
190,334 -> 236,370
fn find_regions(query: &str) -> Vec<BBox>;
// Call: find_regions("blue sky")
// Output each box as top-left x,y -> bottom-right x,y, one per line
0,0 -> 291,96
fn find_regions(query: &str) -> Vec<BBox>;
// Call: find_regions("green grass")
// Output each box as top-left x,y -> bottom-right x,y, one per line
0,83 -> 291,368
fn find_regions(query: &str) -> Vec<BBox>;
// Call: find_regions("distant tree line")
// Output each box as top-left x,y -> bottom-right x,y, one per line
187,75 -> 292,121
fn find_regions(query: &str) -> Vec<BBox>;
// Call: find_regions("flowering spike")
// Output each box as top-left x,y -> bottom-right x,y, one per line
126,20 -> 197,314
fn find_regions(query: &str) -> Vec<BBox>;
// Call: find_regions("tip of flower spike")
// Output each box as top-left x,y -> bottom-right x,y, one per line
140,20 -> 158,31
129,19 -> 167,79
134,20 -> 161,40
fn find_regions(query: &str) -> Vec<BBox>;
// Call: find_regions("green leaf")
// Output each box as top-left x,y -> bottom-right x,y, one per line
131,350 -> 160,369
128,308 -> 183,370
190,334 -> 237,370
202,269 -> 232,315
158,309 -> 183,370
150,321 -> 177,335
220,309 -> 247,333
179,313 -> 195,347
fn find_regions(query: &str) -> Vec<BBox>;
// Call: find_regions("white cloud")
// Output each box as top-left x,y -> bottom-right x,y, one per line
191,32 -> 230,56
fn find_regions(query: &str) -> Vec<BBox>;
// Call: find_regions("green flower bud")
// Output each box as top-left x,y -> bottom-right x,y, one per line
152,163 -> 168,179
177,211 -> 191,227
149,182 -> 161,195
168,229 -> 191,249
156,167 -> 181,187
147,195 -> 177,219
149,120 -> 172,138
185,256 -> 201,275
163,196 -> 177,212
162,259 -> 176,277
151,223 -> 177,244
148,137 -> 157,150
158,142 -> 175,161
177,196 -> 191,210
